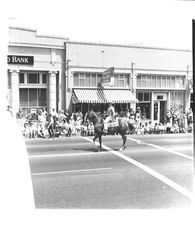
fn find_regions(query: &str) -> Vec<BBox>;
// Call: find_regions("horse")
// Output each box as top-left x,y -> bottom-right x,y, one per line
86,110 -> 135,151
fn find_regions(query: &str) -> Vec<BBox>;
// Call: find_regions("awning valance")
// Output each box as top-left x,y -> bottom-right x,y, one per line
72,88 -> 137,104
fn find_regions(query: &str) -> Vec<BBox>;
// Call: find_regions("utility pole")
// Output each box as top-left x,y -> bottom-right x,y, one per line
192,19 -> 195,166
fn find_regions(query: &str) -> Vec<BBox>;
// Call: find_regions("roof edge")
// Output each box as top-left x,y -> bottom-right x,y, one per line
65,40 -> 191,52
9,26 -> 69,41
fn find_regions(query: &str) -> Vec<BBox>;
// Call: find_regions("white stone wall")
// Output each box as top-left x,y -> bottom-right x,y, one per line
66,42 -> 191,72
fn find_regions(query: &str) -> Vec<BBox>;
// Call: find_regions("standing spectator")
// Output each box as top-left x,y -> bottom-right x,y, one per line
187,108 -> 193,126
76,110 -> 83,121
16,108 -> 24,119
125,109 -> 130,119
47,113 -> 55,138
42,108 -> 48,118
84,109 -> 90,123
38,110 -> 46,138
16,108 -> 25,132
75,117 -> 81,135
142,108 -> 146,120
166,110 -> 171,122
65,109 -> 71,122
129,109 -> 135,124
69,115 -> 76,134
51,108 -> 58,128
135,107 -> 141,123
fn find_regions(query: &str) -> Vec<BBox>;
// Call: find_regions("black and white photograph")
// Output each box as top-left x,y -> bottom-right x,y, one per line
1,0 -> 195,249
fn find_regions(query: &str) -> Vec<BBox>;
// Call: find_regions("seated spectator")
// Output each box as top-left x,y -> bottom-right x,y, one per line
87,122 -> 94,136
75,118 -> 82,135
81,123 -> 88,136
145,123 -> 150,134
174,123 -> 179,133
148,121 -> 154,134
140,123 -> 145,135
166,122 -> 171,134
64,122 -> 72,137
56,110 -> 66,135
158,123 -> 165,134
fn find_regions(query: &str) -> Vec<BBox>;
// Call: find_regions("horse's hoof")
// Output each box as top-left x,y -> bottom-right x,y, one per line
119,147 -> 123,151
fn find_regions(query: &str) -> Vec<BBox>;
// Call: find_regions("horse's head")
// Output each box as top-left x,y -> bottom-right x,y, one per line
87,110 -> 95,121
86,110 -> 100,124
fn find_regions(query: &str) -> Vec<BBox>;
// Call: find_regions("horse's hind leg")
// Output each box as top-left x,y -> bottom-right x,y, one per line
93,134 -> 98,145
98,136 -> 102,150
119,134 -> 127,151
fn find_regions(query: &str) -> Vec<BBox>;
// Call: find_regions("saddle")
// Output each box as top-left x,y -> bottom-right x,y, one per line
107,117 -> 119,129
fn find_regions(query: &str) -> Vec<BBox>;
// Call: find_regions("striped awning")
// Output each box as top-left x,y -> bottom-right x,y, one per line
72,88 -> 137,103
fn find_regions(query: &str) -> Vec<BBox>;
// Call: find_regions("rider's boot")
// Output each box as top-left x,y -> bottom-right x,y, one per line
103,123 -> 108,134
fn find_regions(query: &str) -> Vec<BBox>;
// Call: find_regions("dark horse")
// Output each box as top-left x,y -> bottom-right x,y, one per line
86,111 -> 135,151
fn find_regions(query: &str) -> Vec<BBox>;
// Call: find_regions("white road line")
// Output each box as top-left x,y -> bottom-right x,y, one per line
82,137 -> 195,201
128,137 -> 193,160
31,167 -> 112,176
26,142 -> 85,148
28,151 -> 110,159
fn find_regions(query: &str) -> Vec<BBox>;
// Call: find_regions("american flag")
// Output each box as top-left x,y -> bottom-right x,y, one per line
72,91 -> 79,104
171,99 -> 175,110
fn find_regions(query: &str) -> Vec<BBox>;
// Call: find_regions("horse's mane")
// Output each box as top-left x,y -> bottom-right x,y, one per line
89,111 -> 103,123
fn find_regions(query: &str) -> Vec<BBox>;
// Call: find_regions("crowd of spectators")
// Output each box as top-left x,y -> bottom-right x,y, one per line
9,106 -> 194,139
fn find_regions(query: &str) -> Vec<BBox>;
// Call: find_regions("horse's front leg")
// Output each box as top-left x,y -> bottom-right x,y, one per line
119,134 -> 127,151
98,135 -> 102,150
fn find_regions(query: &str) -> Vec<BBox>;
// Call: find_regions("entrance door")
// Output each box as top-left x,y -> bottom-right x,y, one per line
159,101 -> 166,124
153,101 -> 167,123
153,102 -> 159,122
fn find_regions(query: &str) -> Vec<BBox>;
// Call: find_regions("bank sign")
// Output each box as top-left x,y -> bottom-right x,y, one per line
7,55 -> 34,65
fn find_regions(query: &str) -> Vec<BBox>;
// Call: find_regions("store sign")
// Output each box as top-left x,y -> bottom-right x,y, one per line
101,67 -> 114,88
7,55 -> 34,65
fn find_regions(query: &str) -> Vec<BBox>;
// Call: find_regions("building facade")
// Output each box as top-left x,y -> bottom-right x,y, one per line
7,26 -> 193,123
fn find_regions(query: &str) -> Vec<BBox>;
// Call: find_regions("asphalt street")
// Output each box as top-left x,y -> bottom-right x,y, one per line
26,133 -> 194,209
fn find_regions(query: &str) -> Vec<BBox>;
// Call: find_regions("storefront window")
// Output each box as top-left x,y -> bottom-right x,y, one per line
38,89 -> 47,106
136,91 -> 151,119
91,74 -> 96,87
20,89 -> 28,106
29,89 -> 37,106
42,74 -> 48,84
137,92 -> 143,101
19,88 -> 47,110
144,92 -> 149,101
137,74 -> 185,89
74,73 -> 79,86
27,73 -> 39,84
19,73 -> 24,83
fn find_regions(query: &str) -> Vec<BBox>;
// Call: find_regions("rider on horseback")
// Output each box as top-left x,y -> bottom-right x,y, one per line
103,102 -> 115,133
